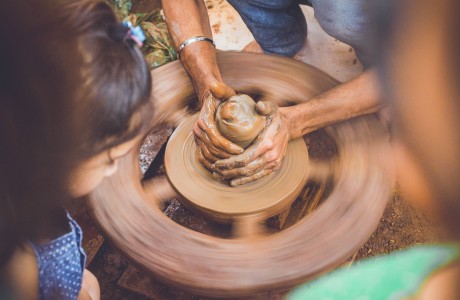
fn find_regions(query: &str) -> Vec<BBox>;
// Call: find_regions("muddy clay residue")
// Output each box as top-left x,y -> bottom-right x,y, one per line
216,94 -> 266,148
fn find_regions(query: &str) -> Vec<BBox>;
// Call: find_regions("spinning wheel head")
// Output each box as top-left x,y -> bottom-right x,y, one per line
89,52 -> 395,297
165,113 -> 309,222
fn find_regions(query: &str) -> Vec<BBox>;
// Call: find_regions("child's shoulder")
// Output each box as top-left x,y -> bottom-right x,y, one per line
288,244 -> 460,300
4,244 -> 39,299
417,258 -> 460,300
29,212 -> 87,300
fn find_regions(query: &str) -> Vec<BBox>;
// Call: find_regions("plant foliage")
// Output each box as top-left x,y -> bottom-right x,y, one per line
105,0 -> 177,69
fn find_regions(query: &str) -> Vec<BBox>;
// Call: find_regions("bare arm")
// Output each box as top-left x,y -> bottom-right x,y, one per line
214,69 -> 384,185
78,269 -> 100,300
162,0 -> 224,101
162,0 -> 243,158
284,69 -> 383,139
4,245 -> 39,299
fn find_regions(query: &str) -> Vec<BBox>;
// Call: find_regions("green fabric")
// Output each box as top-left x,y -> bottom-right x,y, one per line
288,244 -> 460,300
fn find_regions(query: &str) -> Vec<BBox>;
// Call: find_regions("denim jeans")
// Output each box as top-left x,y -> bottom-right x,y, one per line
227,0 -> 373,67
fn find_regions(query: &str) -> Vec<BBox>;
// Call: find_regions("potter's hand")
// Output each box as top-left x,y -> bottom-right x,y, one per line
212,101 -> 291,186
194,82 -> 244,170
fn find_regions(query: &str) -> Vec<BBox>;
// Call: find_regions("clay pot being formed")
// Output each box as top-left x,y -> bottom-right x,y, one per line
216,94 -> 266,148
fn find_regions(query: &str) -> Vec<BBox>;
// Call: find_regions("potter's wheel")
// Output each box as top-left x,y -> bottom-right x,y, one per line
88,52 -> 394,297
165,113 -> 309,223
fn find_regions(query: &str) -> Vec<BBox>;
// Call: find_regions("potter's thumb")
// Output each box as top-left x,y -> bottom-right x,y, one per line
210,82 -> 236,101
256,100 -> 278,116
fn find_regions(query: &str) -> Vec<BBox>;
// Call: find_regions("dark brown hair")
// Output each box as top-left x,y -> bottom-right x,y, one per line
57,0 -> 153,158
0,0 -> 80,266
0,0 -> 153,267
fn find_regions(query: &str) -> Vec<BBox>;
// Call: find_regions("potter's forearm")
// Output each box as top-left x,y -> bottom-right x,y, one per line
284,69 -> 384,139
162,0 -> 223,101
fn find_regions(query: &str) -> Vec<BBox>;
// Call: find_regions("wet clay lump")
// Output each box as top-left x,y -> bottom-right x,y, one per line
216,94 -> 265,148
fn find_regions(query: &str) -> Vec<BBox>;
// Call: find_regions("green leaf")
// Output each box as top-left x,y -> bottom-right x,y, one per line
104,0 -> 132,19
124,14 -> 138,26
105,3 -> 177,68
144,50 -> 169,68
114,0 -> 132,16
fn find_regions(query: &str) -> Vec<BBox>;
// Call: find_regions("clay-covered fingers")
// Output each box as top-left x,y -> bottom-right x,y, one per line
195,92 -> 243,156
195,138 -> 220,163
215,151 -> 285,186
229,169 -> 274,187
200,121 -> 243,155
212,123 -> 275,171
214,105 -> 292,186
213,143 -> 286,181
211,119 -> 273,171
209,81 -> 236,101
213,144 -> 257,170
213,156 -> 267,180
197,147 -> 214,171
255,100 -> 278,117
194,123 -> 231,160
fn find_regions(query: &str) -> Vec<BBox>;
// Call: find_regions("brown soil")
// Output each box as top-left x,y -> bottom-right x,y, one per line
130,0 -> 161,13
356,187 -> 441,260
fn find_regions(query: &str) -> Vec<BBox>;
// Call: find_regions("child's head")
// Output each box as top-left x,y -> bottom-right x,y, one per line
57,0 -> 153,196
378,0 -> 460,238
0,0 -> 82,265
1,0 -> 153,270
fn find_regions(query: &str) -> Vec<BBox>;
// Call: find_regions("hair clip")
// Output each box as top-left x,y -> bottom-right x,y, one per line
122,21 -> 146,47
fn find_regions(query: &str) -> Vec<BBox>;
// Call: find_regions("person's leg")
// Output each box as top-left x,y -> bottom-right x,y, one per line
228,0 -> 307,57
310,0 -> 373,67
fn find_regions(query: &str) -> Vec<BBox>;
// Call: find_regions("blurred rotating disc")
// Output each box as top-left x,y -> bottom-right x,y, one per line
89,52 -> 395,297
